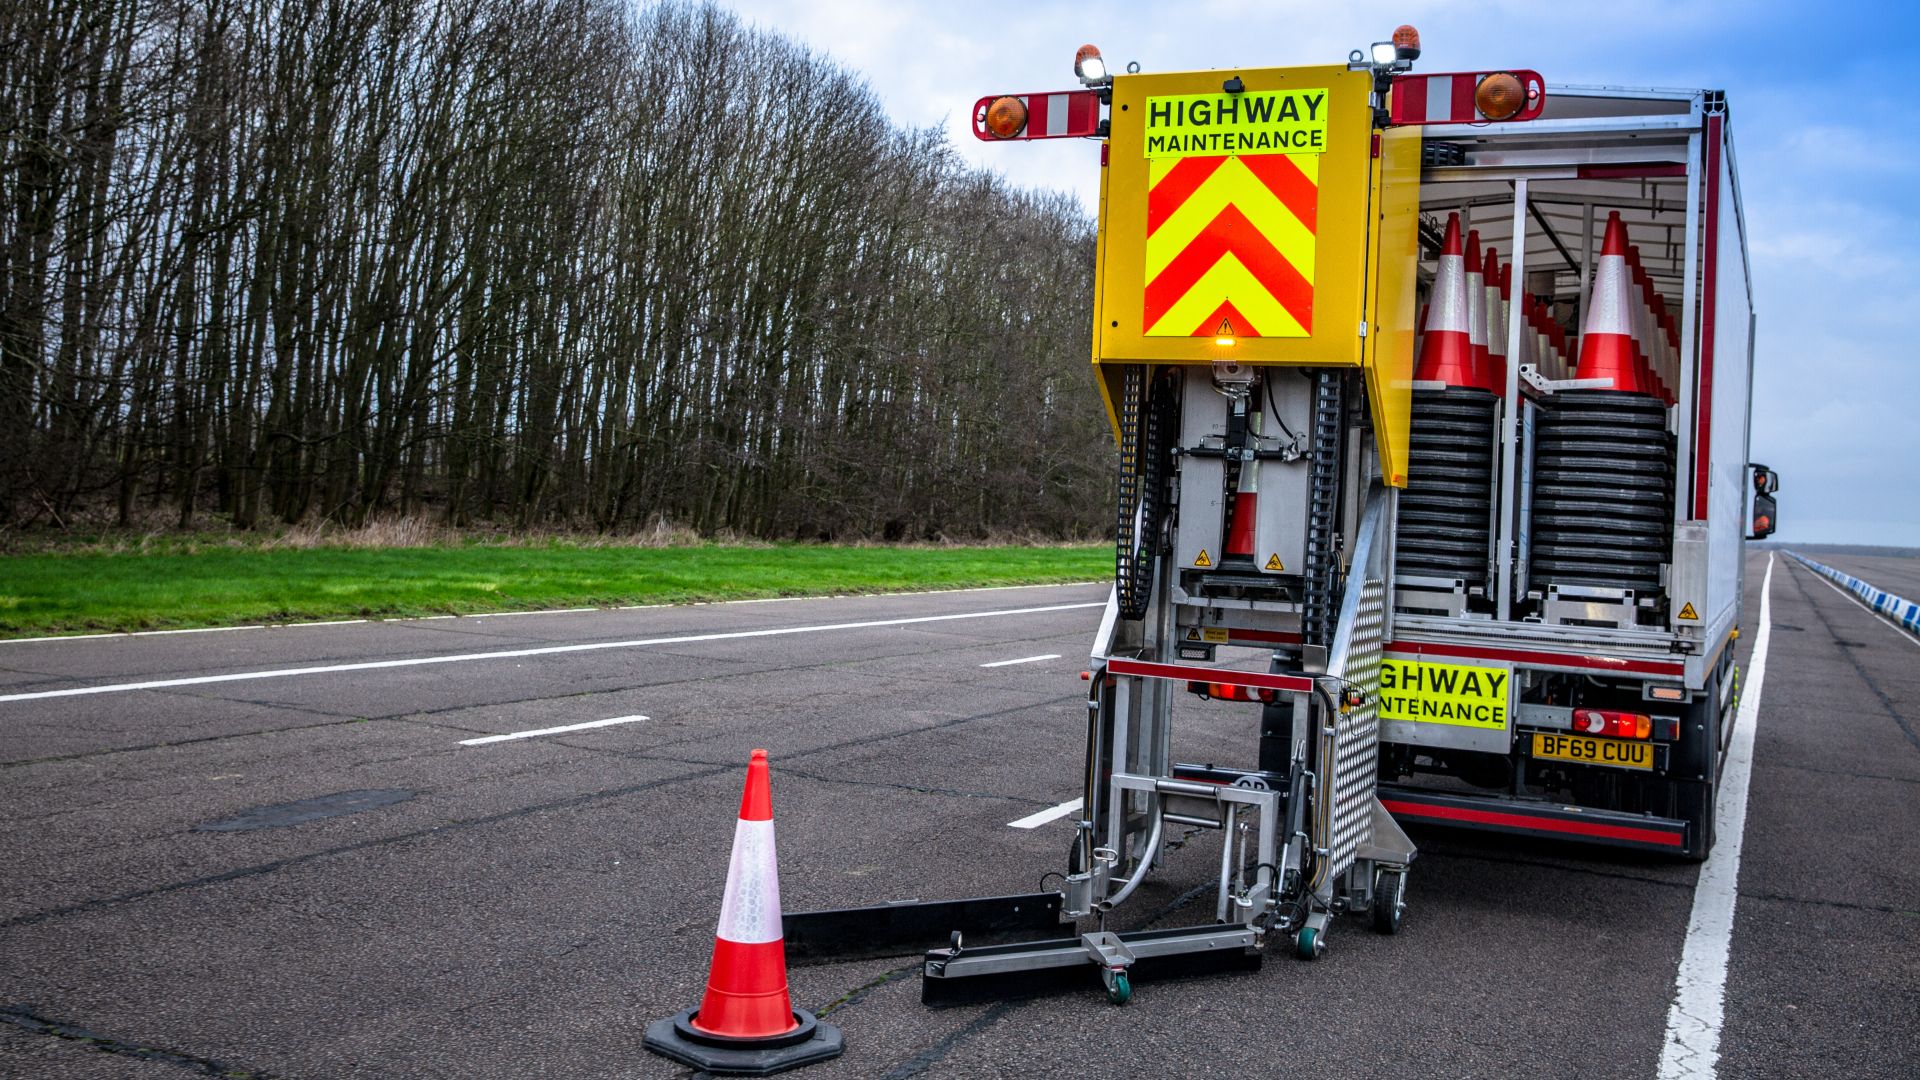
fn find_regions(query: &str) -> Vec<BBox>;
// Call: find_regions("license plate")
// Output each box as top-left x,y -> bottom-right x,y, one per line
1530,732 -> 1655,771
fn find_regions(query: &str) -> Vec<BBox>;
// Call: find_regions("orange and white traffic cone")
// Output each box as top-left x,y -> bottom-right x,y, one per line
644,749 -> 844,1075
1412,213 -> 1480,388
1464,228 -> 1492,391
1482,246 -> 1508,392
1573,212 -> 1656,396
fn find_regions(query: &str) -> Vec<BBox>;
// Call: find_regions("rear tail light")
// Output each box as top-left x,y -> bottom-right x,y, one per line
1571,709 -> 1652,739
1186,681 -> 1277,704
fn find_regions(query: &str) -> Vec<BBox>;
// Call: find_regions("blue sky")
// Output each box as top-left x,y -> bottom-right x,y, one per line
725,1 -> 1915,545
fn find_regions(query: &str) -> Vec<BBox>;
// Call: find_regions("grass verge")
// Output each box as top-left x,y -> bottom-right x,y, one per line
0,543 -> 1109,638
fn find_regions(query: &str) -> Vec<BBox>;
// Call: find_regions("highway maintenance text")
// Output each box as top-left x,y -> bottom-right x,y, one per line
1144,90 -> 1328,159
1378,659 -> 1509,729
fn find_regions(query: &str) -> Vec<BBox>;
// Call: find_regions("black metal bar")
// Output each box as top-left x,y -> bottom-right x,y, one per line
1529,198 -> 1579,270
782,892 -> 1065,963
919,924 -> 1263,1007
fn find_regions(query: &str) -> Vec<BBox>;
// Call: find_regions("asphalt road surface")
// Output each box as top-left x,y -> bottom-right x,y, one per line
1,556 -> 1914,1079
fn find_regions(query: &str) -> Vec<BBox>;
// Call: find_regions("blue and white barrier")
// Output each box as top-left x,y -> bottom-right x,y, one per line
1787,552 -> 1920,638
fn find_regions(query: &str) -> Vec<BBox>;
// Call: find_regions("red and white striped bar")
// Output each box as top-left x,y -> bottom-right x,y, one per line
1388,71 -> 1546,126
971,89 -> 1104,141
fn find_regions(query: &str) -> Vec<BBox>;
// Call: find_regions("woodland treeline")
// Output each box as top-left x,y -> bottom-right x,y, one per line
0,0 -> 1109,538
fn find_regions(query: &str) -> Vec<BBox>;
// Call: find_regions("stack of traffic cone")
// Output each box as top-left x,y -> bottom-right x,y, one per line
1624,246 -> 1669,403
645,750 -> 845,1074
1573,212 -> 1657,396
1464,229 -> 1492,391
1412,213 -> 1481,388
1482,247 -> 1508,392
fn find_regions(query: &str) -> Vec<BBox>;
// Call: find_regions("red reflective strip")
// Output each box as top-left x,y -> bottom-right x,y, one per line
1238,153 -> 1320,233
1143,204 -> 1314,332
1023,93 -> 1047,135
1146,156 -> 1227,237
1577,163 -> 1687,180
1381,799 -> 1686,848
1392,76 -> 1427,124
1453,75 -> 1476,121
1193,298 -> 1260,339
1107,658 -> 1313,693
1070,92 -> 1102,132
1383,640 -> 1684,676
1694,114 -> 1723,521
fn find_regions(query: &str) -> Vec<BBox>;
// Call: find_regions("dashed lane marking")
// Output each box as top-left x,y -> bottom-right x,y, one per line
1008,797 -> 1083,829
980,654 -> 1062,668
0,601 -> 1106,704
459,715 -> 647,746
1658,553 -> 1773,1080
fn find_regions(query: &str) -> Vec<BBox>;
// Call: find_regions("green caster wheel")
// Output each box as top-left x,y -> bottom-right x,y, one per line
1106,971 -> 1132,1005
1295,926 -> 1325,961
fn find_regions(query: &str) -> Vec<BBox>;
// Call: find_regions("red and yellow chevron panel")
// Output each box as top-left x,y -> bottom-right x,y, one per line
1143,153 -> 1320,338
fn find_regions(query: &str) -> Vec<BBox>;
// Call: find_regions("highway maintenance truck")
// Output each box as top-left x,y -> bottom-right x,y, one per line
786,27 -> 1768,1004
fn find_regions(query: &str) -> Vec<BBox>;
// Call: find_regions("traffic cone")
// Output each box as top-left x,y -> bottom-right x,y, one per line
1465,229 -> 1492,391
1625,246 -> 1666,401
1573,212 -> 1655,396
644,750 -> 844,1075
1412,213 -> 1480,388
1483,247 -> 1508,392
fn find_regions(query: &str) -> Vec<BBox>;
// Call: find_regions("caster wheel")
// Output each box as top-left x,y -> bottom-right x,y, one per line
1295,926 -> 1325,961
1106,972 -> 1132,1005
1373,870 -> 1406,935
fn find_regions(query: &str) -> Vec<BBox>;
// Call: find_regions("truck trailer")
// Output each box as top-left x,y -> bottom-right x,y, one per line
787,28 -> 1766,1003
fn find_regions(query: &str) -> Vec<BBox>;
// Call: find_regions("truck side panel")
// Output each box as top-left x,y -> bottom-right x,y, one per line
1702,115 -> 1753,633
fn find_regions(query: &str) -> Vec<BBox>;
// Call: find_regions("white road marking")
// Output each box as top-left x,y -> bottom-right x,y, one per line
2,582 -> 1103,644
980,654 -> 1061,668
459,715 -> 647,746
1659,553 -> 1773,1080
0,624 -> 264,645
1799,564 -> 1920,650
1008,797 -> 1083,829
0,601 -> 1106,704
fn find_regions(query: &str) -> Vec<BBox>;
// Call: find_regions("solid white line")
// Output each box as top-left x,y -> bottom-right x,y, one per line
0,624 -> 265,645
1008,797 -> 1083,830
1,582 -> 1104,645
0,601 -> 1106,704
980,653 -> 1061,668
1798,564 -> 1920,651
1658,553 -> 1773,1080
459,715 -> 647,746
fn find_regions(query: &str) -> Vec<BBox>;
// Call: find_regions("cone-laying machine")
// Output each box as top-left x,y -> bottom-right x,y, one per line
786,27 -> 1767,1006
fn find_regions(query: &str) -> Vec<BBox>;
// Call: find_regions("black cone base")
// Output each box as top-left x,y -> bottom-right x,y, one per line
643,1007 -> 844,1076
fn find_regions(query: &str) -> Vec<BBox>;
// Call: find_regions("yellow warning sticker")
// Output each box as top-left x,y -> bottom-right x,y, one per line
1143,90 -> 1330,160
1378,659 -> 1509,730
1202,627 -> 1229,644
1184,627 -> 1202,641
1264,554 -> 1285,572
1193,549 -> 1213,568
1677,602 -> 1699,621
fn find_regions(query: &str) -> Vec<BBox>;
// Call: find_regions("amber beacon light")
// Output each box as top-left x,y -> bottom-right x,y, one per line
984,96 -> 1028,139
1475,72 -> 1526,121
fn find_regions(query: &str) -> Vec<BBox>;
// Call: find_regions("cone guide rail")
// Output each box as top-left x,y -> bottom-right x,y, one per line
677,28 -> 1764,1040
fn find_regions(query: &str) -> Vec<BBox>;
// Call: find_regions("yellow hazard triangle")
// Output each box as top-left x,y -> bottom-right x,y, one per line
1264,553 -> 1285,571
1193,549 -> 1213,568
1677,602 -> 1699,621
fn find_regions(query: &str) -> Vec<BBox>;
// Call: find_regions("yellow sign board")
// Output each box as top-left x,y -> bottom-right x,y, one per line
1378,659 -> 1510,730
1143,90 -> 1330,159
